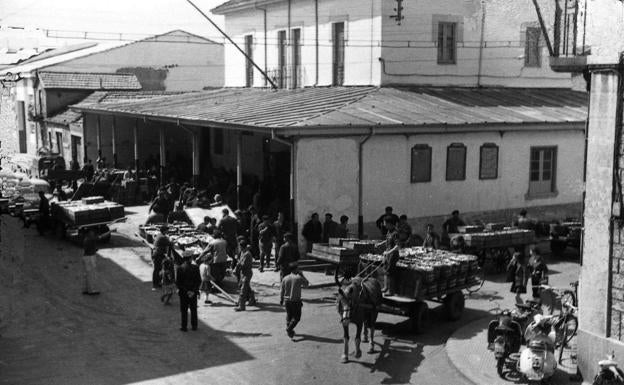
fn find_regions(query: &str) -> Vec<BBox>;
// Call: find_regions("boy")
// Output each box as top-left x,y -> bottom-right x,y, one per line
280,263 -> 309,338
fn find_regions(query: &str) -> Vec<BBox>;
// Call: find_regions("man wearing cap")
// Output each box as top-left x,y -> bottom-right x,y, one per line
376,215 -> 401,296
152,225 -> 171,290
257,215 -> 275,272
234,239 -> 256,311
147,188 -> 172,224
276,232 -> 300,281
280,262 -> 309,338
322,213 -> 339,243
201,229 -> 229,287
218,208 -> 239,261
176,250 -> 202,331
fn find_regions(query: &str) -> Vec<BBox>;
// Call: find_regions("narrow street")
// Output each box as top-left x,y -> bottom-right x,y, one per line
0,207 -> 580,385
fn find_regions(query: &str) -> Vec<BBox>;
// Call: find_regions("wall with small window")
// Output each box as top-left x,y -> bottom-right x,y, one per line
361,128 -> 584,221
379,0 -> 572,87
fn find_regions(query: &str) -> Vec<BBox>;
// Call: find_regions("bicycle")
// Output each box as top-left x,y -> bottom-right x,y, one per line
539,283 -> 577,314
553,302 -> 578,364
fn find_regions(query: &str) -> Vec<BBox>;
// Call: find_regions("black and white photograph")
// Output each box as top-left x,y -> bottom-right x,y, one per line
0,0 -> 618,384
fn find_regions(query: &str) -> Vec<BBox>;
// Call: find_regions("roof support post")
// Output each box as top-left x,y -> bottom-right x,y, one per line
133,119 -> 139,179
192,130 -> 200,188
358,128 -> 374,239
236,132 -> 243,210
96,115 -> 102,161
159,124 -> 166,185
111,116 -> 118,168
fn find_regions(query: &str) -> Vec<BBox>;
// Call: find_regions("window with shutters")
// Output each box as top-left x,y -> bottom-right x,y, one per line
292,28 -> 301,88
479,143 -> 499,180
446,143 -> 466,181
56,132 -> 63,155
525,27 -> 541,67
529,146 -> 557,197
410,144 -> 432,183
244,35 -> 254,87
332,22 -> 345,86
437,22 -> 456,64
277,30 -> 287,89
214,128 -> 224,155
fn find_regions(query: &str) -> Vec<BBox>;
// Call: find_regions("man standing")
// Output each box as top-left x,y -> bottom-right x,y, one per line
280,263 -> 309,338
273,212 -> 289,263
422,224 -> 441,249
398,215 -> 413,246
147,188 -> 172,224
337,215 -> 349,238
196,216 -> 212,233
234,239 -> 256,311
276,233 -> 300,281
218,208 -> 239,260
152,225 -> 171,290
376,216 -> 401,296
442,210 -> 465,235
322,213 -> 339,243
376,207 -> 399,238
301,213 -> 322,253
257,215 -> 275,272
248,206 -> 261,258
176,250 -> 202,331
202,230 -> 228,286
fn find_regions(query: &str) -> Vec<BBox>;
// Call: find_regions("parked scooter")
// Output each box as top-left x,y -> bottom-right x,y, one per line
512,299 -> 544,343
593,353 -> 624,385
487,309 -> 523,378
517,314 -> 558,384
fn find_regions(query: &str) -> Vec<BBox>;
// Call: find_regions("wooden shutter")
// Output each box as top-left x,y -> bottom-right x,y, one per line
479,143 -> 498,179
446,143 -> 466,181
411,144 -> 432,183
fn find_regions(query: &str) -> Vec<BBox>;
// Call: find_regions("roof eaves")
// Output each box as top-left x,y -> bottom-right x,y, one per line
211,0 -> 285,14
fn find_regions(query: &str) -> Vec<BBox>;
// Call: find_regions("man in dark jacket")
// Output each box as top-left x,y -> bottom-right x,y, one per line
302,213 -> 322,253
234,239 -> 256,311
322,213 -> 339,243
37,191 -> 50,235
218,208 -> 239,259
276,233 -> 300,281
176,250 -> 202,331
257,215 -> 275,272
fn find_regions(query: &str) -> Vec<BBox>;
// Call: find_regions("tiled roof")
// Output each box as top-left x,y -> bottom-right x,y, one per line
38,71 -> 142,90
77,90 -> 189,107
71,86 -> 588,132
45,109 -> 82,125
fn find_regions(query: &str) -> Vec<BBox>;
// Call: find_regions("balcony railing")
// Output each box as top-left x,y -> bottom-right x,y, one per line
532,0 -> 588,72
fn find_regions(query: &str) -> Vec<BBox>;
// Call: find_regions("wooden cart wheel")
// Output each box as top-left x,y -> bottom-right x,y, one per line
410,302 -> 429,333
334,263 -> 356,286
443,291 -> 465,321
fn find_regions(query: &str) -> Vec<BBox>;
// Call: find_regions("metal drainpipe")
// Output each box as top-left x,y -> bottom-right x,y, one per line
314,0 -> 319,86
271,129 -> 297,235
358,128 -> 374,239
288,0 -> 292,89
476,0 -> 486,88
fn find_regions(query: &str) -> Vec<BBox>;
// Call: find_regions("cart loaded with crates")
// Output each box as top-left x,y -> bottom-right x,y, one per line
359,248 -> 480,333
50,196 -> 126,242
449,224 -> 536,272
548,220 -> 582,256
308,238 -> 481,332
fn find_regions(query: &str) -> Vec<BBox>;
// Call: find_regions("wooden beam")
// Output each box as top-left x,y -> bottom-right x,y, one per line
159,124 -> 166,183
111,116 -> 117,168
133,119 -> 139,175
236,133 -> 242,209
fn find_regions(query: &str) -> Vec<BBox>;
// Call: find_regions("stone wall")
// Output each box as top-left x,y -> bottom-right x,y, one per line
0,86 -> 18,155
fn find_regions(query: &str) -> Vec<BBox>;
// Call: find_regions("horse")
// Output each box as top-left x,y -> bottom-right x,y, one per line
336,276 -> 382,363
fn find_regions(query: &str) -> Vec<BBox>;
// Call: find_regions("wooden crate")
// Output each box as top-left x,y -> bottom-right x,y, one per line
328,238 -> 360,246
312,243 -> 357,257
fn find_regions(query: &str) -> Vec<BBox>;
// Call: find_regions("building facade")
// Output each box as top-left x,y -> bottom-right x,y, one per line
0,30 -> 224,165
213,0 -> 571,88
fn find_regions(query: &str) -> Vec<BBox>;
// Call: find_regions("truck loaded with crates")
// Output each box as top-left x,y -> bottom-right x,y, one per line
50,196 -> 126,242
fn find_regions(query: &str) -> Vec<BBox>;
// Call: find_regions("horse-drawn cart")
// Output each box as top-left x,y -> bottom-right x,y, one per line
358,249 -> 481,333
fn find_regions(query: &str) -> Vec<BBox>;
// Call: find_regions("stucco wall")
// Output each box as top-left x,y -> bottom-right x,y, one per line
295,137 -> 359,246
294,128 -> 584,241
221,0 -> 570,87
222,0 -> 382,87
380,0 -> 570,87
361,129 -> 584,221
0,86 -> 19,155
583,0 -> 624,65
44,31 -> 224,91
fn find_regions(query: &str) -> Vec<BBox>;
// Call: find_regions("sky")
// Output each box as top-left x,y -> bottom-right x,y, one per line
0,0 -> 227,49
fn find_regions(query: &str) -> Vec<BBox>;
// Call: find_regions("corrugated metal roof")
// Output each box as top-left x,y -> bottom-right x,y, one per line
77,90 -> 189,108
71,86 -> 588,131
212,0 -> 281,14
38,71 -> 142,90
45,109 -> 82,125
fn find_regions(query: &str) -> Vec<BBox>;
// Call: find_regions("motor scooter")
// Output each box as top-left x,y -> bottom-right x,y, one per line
512,299 -> 543,343
517,314 -> 558,384
487,309 -> 523,378
593,353 -> 624,385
